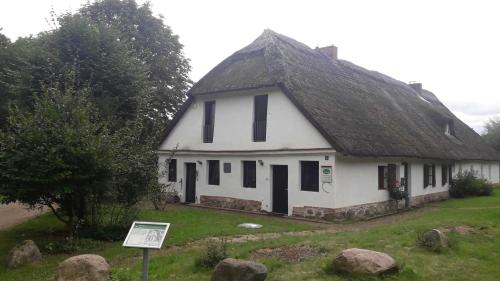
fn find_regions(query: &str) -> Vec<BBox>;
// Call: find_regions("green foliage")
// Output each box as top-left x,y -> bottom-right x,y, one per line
0,77 -> 151,236
483,118 -> 500,152
0,0 -> 191,140
449,170 -> 493,198
80,0 -> 192,127
43,238 -> 103,254
196,238 -> 229,268
388,187 -> 407,201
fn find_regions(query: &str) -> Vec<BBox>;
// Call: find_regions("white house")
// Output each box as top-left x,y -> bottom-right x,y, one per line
158,30 -> 500,220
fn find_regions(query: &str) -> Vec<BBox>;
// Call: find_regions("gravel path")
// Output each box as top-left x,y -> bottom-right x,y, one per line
0,203 -> 48,231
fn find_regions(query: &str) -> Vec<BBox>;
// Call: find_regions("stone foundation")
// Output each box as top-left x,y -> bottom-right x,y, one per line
410,191 -> 449,206
293,200 -> 405,221
199,195 -> 262,212
293,191 -> 449,221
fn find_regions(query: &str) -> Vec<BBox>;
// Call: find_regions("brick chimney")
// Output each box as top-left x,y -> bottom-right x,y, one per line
317,45 -> 338,60
409,82 -> 422,92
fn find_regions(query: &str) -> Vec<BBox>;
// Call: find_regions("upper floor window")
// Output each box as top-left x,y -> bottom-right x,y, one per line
208,160 -> 220,185
203,101 -> 215,143
300,161 -> 319,192
423,164 -> 436,188
168,159 -> 177,182
444,120 -> 456,137
253,95 -> 268,142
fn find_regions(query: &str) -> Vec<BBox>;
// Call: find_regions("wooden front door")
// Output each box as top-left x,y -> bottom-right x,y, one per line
185,163 -> 196,203
272,165 -> 288,214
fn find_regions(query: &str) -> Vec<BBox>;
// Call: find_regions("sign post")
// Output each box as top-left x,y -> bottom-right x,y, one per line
123,221 -> 170,281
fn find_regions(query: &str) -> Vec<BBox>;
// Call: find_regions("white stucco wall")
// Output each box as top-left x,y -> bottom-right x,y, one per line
159,88 -> 331,151
158,153 -> 335,215
455,161 -> 500,183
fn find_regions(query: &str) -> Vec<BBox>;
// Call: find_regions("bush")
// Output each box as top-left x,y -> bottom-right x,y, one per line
449,171 -> 493,198
196,238 -> 229,268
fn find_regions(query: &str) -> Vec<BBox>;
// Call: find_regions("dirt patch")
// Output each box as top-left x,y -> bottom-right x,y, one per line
440,225 -> 478,235
0,203 -> 48,231
251,246 -> 322,262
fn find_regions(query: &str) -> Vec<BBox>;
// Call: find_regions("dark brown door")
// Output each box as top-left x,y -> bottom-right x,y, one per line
185,163 -> 196,203
272,165 -> 288,214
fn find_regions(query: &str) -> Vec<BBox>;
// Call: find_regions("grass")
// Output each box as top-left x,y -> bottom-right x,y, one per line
0,205 -> 318,280
2,191 -> 500,280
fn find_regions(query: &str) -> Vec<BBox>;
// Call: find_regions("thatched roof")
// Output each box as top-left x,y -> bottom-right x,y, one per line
169,30 -> 500,160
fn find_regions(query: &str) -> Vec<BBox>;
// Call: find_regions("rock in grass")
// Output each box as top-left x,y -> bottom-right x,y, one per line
56,254 -> 109,281
418,229 -> 448,252
7,240 -> 42,268
211,258 -> 267,281
333,248 -> 398,275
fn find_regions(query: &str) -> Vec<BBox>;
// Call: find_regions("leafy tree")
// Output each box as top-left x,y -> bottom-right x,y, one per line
483,118 -> 500,152
0,77 -> 118,236
80,0 -> 191,129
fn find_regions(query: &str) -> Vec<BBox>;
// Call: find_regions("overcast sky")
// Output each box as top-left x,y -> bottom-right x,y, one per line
1,0 -> 499,133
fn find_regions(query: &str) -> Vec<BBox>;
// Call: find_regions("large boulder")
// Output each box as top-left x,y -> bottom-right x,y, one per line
7,240 -> 42,268
211,258 -> 267,281
419,229 -> 448,251
333,248 -> 398,275
56,254 -> 109,281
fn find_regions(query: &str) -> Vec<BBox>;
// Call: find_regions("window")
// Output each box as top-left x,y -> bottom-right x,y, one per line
378,166 -> 388,190
423,164 -> 436,188
441,164 -> 448,186
223,162 -> 231,173
253,95 -> 268,142
301,161 -> 319,191
489,164 -> 492,180
378,164 -> 397,190
444,120 -> 456,137
243,161 -> 256,188
208,160 -> 220,185
203,101 -> 215,143
168,159 -> 177,182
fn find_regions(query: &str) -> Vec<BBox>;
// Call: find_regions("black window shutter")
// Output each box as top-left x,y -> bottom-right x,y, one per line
378,166 -> 385,189
432,164 -> 436,187
168,159 -> 177,182
301,161 -> 319,192
253,95 -> 268,142
441,164 -> 447,186
208,160 -> 220,185
388,164 -> 397,189
203,101 -> 215,143
243,161 -> 256,188
423,165 -> 429,187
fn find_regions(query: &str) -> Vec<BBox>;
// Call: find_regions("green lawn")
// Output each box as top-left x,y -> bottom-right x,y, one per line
0,205 -> 319,280
2,191 -> 500,280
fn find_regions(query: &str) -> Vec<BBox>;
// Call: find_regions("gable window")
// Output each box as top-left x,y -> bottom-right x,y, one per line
423,164 -> 436,188
243,161 -> 256,188
208,160 -> 220,185
441,164 -> 448,186
253,95 -> 268,142
168,159 -> 177,182
203,101 -> 216,143
301,161 -> 319,192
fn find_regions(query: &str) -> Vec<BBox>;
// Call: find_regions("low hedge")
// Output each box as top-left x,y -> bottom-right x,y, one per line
449,171 -> 493,198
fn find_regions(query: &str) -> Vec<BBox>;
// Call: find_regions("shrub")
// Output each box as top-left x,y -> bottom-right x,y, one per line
196,238 -> 229,268
449,171 -> 493,198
